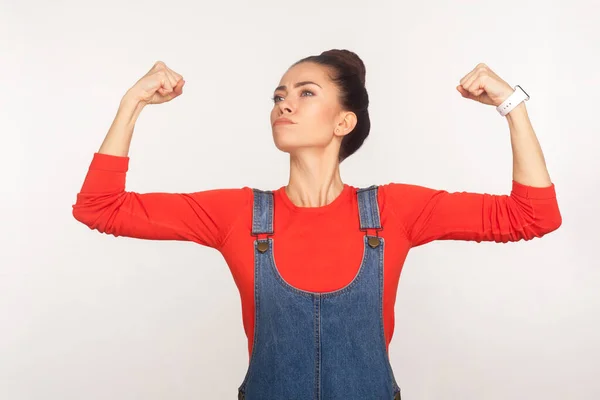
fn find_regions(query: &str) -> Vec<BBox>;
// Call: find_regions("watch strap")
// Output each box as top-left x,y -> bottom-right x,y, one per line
496,85 -> 530,116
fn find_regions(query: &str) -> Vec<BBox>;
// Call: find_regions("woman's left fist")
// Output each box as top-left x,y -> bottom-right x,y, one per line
456,63 -> 515,107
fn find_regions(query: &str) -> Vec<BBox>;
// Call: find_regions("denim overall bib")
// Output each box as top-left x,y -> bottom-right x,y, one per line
237,185 -> 402,400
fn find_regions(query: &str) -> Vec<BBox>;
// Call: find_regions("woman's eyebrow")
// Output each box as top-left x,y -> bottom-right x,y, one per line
274,81 -> 322,92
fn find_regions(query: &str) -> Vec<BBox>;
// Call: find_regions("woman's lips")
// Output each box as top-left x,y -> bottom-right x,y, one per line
273,119 -> 296,126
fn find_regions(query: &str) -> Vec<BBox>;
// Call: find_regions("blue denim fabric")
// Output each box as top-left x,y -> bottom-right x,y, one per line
238,185 -> 401,400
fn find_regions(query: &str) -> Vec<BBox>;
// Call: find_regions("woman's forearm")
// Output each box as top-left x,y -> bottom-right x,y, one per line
98,94 -> 146,157
506,102 -> 553,187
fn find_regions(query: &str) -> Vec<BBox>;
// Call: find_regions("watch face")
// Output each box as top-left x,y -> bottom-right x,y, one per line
516,85 -> 530,100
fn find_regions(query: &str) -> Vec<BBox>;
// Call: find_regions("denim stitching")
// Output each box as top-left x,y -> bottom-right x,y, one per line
314,294 -> 321,400
377,238 -> 400,395
237,243 -> 262,394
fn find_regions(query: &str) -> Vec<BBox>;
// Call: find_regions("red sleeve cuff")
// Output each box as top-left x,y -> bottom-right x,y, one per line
89,152 -> 129,172
511,180 -> 556,199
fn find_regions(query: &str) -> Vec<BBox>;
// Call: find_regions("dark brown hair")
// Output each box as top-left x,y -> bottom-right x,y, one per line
292,49 -> 370,163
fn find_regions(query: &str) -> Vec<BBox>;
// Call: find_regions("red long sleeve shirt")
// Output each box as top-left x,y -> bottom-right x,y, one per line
72,153 -> 562,357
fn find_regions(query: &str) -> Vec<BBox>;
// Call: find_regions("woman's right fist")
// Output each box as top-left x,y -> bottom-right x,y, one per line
126,61 -> 185,105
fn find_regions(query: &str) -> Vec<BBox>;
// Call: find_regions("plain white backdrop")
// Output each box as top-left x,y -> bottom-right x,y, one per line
2,0 -> 599,398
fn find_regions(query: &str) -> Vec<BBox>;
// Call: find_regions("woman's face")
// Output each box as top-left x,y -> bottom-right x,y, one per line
270,62 -> 355,157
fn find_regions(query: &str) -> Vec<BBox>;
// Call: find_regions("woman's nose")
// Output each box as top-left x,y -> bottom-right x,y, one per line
278,99 -> 294,113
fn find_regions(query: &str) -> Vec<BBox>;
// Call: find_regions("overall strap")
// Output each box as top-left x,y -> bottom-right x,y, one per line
357,185 -> 382,248
357,185 -> 382,230
251,189 -> 274,236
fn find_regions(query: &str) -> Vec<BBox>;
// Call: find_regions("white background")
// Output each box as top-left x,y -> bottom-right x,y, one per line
2,0 -> 599,398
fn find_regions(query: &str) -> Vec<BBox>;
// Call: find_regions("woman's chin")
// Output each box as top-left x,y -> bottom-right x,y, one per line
272,138 -> 297,153
272,133 -> 331,154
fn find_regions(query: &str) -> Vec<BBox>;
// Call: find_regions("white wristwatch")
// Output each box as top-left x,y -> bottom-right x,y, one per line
496,85 -> 530,116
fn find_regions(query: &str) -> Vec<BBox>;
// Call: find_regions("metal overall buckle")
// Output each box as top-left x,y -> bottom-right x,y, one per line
360,227 -> 382,248
254,232 -> 270,253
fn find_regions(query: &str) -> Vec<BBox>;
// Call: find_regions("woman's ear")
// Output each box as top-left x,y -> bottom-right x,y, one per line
334,111 -> 357,137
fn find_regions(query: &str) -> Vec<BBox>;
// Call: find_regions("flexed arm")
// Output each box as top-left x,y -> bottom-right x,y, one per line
456,63 -> 552,187
72,62 -> 248,249
386,64 -> 561,247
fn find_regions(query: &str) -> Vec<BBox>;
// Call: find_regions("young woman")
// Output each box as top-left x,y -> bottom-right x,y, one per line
73,49 -> 562,400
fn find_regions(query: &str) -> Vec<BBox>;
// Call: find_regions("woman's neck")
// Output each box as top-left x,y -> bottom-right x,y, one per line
286,153 -> 344,208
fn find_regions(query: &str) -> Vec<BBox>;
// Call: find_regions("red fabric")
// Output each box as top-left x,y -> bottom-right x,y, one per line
73,152 -> 562,357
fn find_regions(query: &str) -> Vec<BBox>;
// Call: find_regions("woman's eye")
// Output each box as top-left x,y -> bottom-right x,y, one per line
272,90 -> 314,103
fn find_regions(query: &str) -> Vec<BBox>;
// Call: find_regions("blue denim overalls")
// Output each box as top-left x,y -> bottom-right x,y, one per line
237,185 -> 402,400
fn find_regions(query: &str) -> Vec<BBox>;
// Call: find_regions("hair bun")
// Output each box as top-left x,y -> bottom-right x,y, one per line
321,49 -> 366,86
